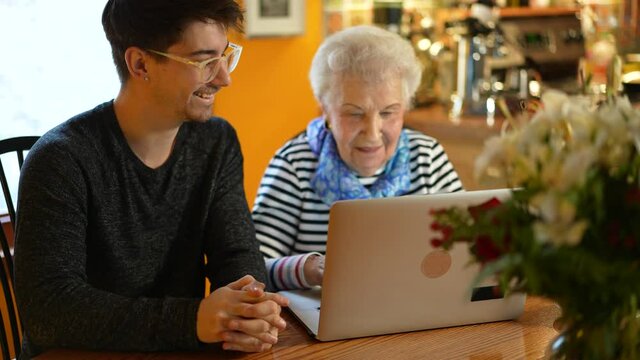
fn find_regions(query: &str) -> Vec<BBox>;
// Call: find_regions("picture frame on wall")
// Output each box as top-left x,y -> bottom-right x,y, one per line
245,0 -> 305,37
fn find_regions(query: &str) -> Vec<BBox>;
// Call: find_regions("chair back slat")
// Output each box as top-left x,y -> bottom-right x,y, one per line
0,217 -> 13,288
0,164 -> 13,236
0,310 -> 11,360
0,136 -> 39,360
17,151 -> 25,170
0,245 -> 20,358
0,162 -> 16,285
0,136 -> 39,233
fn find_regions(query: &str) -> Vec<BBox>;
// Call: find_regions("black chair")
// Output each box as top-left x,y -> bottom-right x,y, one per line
0,228 -> 20,359
0,136 -> 38,359
0,136 -> 39,236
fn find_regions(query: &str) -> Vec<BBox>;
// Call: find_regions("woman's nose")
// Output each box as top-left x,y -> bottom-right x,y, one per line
362,115 -> 383,141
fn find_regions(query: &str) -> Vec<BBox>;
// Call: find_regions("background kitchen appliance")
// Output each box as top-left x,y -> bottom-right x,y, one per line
445,8 -> 585,120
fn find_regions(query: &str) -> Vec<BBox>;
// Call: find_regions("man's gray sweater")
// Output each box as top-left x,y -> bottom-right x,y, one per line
14,101 -> 266,358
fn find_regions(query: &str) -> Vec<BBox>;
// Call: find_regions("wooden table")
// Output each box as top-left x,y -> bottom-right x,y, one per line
36,297 -> 560,360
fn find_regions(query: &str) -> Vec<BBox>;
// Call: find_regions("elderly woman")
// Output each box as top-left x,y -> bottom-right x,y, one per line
252,25 -> 463,291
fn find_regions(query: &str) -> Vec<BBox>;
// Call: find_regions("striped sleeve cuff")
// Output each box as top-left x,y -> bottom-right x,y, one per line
265,253 -> 321,291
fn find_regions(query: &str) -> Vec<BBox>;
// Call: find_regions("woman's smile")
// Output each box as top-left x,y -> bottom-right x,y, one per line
355,145 -> 383,154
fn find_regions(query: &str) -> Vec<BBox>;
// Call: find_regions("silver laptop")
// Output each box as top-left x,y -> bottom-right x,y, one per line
280,189 -> 526,341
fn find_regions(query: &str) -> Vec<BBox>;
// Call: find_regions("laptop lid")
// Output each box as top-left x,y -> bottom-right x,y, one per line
282,189 -> 526,341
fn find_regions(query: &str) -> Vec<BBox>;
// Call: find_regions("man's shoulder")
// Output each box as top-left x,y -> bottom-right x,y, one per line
33,102 -> 114,156
206,116 -> 233,129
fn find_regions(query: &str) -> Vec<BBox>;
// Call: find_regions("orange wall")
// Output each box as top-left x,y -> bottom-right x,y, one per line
215,2 -> 323,207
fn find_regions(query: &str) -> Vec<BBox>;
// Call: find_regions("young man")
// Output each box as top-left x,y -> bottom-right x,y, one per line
13,1 -> 287,358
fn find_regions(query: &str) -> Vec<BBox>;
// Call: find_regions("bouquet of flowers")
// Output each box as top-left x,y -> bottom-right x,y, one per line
431,90 -> 640,360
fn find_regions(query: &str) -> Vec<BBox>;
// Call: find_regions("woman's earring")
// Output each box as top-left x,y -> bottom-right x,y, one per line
143,75 -> 149,81
324,119 -> 331,130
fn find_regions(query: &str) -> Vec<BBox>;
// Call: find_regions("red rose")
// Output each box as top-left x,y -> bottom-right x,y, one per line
431,221 -> 453,240
468,197 -> 502,221
474,234 -> 502,263
431,238 -> 444,248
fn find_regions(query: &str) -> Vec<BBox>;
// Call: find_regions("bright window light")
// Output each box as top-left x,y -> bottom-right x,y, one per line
0,0 -> 119,213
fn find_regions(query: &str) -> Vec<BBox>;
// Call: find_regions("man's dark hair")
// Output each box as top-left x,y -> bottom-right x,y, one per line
102,0 -> 244,84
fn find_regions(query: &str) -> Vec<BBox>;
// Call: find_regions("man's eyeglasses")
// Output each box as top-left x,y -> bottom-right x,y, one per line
147,42 -> 242,83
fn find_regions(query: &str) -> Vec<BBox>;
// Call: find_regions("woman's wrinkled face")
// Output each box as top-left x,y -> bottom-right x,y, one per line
323,74 -> 406,177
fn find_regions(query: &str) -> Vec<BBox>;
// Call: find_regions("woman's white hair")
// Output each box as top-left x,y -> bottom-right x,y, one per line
309,25 -> 422,108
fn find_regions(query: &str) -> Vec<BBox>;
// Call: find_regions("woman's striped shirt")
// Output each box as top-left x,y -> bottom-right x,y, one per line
252,128 -> 463,290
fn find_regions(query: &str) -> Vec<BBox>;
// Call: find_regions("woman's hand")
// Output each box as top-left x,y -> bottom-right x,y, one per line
303,254 -> 325,287
196,275 -> 289,352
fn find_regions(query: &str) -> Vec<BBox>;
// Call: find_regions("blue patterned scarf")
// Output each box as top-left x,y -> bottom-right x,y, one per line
307,117 -> 411,206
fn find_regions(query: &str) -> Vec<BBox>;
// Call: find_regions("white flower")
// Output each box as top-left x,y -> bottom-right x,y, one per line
559,148 -> 597,190
474,90 -> 640,248
539,90 -> 570,120
529,190 -> 587,246
531,191 -> 576,224
533,219 -> 588,246
475,136 -> 503,180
